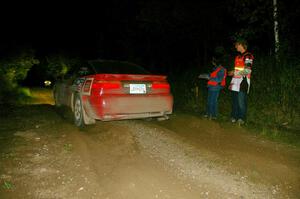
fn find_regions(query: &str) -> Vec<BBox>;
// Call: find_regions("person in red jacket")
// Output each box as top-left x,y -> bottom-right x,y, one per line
199,56 -> 227,120
228,39 -> 254,124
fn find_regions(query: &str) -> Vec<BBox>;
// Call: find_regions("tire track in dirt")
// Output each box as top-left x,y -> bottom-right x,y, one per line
1,103 -> 299,198
124,121 -> 279,199
68,122 -> 216,199
152,114 -> 300,198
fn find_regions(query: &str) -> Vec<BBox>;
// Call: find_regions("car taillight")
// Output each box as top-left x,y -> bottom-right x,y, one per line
152,82 -> 170,89
92,80 -> 121,90
83,80 -> 92,92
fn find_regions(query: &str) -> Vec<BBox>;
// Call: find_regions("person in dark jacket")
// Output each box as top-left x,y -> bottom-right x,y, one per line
199,57 -> 227,120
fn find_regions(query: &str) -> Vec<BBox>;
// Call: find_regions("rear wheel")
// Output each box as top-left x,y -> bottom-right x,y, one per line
74,94 -> 85,128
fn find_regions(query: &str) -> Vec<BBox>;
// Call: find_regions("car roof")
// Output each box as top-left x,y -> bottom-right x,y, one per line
87,59 -> 151,75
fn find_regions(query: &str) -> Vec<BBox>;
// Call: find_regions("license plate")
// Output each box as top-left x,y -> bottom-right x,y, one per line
129,84 -> 146,94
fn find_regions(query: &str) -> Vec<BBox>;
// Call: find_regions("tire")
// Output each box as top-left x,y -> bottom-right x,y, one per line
74,94 -> 85,128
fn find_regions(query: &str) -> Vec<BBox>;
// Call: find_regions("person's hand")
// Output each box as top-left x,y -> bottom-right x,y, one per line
228,70 -> 234,76
198,74 -> 205,79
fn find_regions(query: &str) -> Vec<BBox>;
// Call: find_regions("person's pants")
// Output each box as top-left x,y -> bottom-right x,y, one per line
206,89 -> 220,118
231,91 -> 247,120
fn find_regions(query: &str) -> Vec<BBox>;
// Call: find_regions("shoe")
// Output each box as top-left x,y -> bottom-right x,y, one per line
231,118 -> 236,123
237,119 -> 245,125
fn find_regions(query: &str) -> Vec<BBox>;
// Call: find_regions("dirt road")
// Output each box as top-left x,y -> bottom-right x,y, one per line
0,92 -> 299,198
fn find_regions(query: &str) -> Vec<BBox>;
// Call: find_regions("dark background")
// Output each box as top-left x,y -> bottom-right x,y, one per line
0,0 -> 299,133
0,0 -> 299,76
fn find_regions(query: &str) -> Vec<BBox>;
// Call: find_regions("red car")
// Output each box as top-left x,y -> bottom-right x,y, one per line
53,60 -> 173,127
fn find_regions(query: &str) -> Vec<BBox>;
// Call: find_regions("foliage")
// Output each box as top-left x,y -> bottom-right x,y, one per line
45,55 -> 82,80
2,181 -> 14,190
0,49 -> 39,104
228,0 -> 300,55
0,49 -> 39,85
135,1 -> 230,73
170,74 -> 202,112
248,55 -> 300,128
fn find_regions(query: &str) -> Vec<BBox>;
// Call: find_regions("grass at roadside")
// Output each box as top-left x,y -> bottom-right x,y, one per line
0,87 -> 54,105
184,107 -> 300,148
26,87 -> 54,105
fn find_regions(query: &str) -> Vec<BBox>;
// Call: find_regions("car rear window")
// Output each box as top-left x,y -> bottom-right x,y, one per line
89,60 -> 151,75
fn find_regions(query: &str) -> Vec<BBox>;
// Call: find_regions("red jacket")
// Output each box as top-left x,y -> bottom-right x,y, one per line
207,66 -> 227,87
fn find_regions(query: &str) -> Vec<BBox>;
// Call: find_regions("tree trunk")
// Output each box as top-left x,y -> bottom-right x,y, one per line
273,0 -> 280,59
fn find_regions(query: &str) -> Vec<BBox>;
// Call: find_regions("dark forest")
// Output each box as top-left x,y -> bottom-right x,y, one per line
0,0 -> 299,136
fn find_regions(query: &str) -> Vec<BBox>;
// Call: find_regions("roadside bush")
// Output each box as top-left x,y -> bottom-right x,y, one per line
44,55 -> 83,81
0,49 -> 39,104
248,55 -> 300,129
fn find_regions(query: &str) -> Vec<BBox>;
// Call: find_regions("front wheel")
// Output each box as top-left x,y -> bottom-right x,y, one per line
74,95 -> 85,128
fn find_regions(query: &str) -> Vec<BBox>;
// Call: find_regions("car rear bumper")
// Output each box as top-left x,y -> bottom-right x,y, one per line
86,94 -> 173,121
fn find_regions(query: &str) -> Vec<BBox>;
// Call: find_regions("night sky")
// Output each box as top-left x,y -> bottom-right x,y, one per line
0,1 -> 232,58
1,0 -> 299,69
